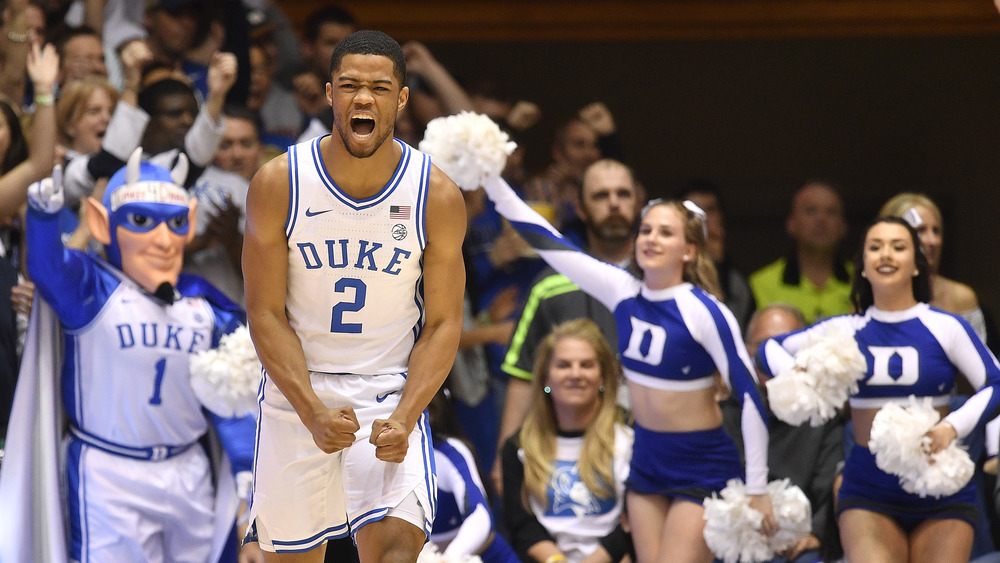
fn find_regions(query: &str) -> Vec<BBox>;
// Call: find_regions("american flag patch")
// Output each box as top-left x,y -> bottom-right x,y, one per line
390,205 -> 411,220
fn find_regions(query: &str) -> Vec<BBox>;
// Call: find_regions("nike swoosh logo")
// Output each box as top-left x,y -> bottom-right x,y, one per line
305,208 -> 332,217
376,390 -> 398,403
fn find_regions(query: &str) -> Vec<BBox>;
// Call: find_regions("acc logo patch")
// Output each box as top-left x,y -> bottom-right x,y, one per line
392,224 -> 407,241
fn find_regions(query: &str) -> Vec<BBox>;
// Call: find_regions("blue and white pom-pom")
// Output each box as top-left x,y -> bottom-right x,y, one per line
419,111 -> 516,192
189,325 -> 262,417
868,395 -> 974,498
767,323 -> 866,426
416,542 -> 483,563
703,478 -> 811,563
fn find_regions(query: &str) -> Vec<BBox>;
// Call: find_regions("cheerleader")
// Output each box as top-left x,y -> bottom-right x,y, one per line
479,173 -> 775,562
758,217 -> 1000,562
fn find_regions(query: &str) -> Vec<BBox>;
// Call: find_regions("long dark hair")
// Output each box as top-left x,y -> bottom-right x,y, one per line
850,217 -> 932,312
0,99 -> 27,175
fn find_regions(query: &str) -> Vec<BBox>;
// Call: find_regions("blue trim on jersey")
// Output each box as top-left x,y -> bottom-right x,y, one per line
271,523 -> 351,552
690,289 -> 767,417
67,438 -> 86,559
508,218 -> 583,254
65,334 -> 82,427
416,153 -> 429,249
421,412 -> 438,522
411,269 -> 425,343
69,425 -> 196,460
312,137 -> 411,210
285,144 -> 299,238
248,372 -> 267,526
419,416 -> 435,537
350,506 -> 391,533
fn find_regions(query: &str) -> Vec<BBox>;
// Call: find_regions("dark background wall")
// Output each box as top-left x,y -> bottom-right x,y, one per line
427,34 -> 1000,315
278,1 -> 1000,316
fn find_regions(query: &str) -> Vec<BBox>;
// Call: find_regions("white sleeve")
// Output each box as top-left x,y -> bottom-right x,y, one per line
102,0 -> 146,51
103,102 -> 149,161
679,295 -> 769,493
62,154 -> 95,209
481,176 -> 639,311
184,106 -> 225,168
757,317 -> 851,377
924,311 -> 996,392
443,504 -> 493,558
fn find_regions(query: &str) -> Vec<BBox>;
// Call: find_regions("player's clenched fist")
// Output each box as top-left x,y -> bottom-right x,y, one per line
307,406 -> 360,453
370,419 -> 409,463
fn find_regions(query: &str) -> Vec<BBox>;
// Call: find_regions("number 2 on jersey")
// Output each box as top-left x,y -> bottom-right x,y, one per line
331,278 -> 366,333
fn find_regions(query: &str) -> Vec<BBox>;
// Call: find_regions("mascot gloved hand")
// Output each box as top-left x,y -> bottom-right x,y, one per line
27,164 -> 64,214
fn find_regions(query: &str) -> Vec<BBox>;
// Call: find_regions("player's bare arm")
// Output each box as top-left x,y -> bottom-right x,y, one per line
371,165 -> 466,463
244,155 -> 360,453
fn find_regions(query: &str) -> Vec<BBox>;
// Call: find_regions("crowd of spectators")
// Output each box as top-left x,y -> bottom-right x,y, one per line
1,2 -> 999,562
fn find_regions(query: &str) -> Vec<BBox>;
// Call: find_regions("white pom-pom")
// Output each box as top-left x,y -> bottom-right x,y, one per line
419,111 -> 516,192
767,323 -> 866,426
703,478 -> 811,563
189,325 -> 262,417
868,396 -> 974,498
767,479 -> 812,555
766,369 -> 825,427
416,542 -> 483,563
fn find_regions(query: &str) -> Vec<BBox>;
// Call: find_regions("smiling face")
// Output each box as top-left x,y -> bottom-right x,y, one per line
863,222 -> 919,295
635,204 -> 696,288
327,53 -> 408,159
545,336 -> 604,415
116,204 -> 196,294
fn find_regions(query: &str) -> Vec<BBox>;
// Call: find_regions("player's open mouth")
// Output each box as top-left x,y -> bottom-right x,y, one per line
351,117 -> 375,137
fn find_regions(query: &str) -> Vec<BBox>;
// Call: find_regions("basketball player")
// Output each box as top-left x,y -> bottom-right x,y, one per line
241,30 -> 466,562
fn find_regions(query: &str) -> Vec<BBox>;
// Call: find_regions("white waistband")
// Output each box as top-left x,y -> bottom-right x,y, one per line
849,395 -> 950,409
624,368 -> 715,392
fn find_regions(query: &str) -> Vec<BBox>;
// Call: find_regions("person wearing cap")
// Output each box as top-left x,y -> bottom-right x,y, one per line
9,149 -> 257,562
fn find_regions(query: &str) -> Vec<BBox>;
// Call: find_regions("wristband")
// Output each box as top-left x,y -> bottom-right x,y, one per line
6,31 -> 27,44
34,93 -> 54,107
545,555 -> 567,563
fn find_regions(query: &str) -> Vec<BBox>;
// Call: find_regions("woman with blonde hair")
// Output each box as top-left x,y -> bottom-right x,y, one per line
481,168 -> 775,562
879,193 -> 986,342
55,76 -> 118,158
502,318 -> 632,563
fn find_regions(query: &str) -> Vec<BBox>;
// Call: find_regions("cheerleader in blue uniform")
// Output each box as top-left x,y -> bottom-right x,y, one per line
758,217 -> 1000,562
479,175 -> 776,563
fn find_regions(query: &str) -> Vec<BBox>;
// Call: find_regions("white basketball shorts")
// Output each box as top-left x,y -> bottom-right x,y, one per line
248,371 -> 437,553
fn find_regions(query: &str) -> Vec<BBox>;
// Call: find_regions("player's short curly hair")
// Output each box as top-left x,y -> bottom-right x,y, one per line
328,30 -> 406,86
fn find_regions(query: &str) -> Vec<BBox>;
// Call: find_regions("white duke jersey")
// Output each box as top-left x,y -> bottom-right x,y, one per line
285,136 -> 429,375
55,276 -> 228,449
